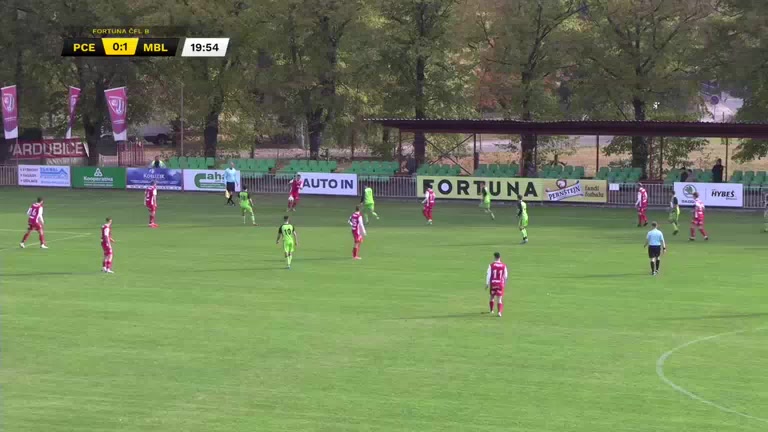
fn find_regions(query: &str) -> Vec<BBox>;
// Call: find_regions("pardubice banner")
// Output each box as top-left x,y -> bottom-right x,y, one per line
71,167 -> 126,189
183,169 -> 239,192
297,172 -> 358,196
18,165 -> 71,188
674,182 -> 743,208
126,168 -> 182,190
416,176 -> 608,203
11,139 -> 89,159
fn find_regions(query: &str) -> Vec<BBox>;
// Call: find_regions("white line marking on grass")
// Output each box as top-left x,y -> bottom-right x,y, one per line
0,228 -> 86,235
0,233 -> 91,253
656,327 -> 768,423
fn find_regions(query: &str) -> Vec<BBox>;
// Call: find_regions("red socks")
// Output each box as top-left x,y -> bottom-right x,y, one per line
39,232 -> 45,244
489,301 -> 494,312
149,213 -> 156,225
22,232 -> 30,242
498,303 -> 504,314
353,246 -> 359,258
690,228 -> 708,238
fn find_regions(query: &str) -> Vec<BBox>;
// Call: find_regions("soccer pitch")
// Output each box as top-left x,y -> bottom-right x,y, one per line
0,188 -> 766,432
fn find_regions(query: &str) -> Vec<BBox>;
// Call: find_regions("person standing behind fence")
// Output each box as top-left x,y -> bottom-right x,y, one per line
712,159 -> 724,183
644,222 -> 666,276
224,162 -> 239,206
149,155 -> 166,169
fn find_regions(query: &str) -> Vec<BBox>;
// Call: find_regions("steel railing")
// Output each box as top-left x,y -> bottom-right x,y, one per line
0,165 -> 17,186
2,166 -> 765,209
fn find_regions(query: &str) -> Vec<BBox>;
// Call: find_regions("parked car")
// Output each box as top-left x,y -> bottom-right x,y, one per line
140,123 -> 173,146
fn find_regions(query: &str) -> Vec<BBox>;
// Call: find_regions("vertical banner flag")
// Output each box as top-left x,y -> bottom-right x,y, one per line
1,85 -> 19,139
65,87 -> 81,139
104,86 -> 127,141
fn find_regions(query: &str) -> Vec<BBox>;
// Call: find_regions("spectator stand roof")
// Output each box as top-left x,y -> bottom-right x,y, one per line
366,118 -> 768,138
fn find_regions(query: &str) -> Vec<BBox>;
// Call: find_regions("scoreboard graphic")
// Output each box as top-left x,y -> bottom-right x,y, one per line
61,36 -> 229,57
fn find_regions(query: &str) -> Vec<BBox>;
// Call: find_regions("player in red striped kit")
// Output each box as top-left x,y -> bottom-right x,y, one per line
349,205 -> 367,260
486,252 -> 508,317
145,181 -> 158,228
422,185 -> 435,225
636,183 -> 649,227
101,217 -> 116,273
20,197 -> 47,249
689,192 -> 709,241
287,174 -> 303,212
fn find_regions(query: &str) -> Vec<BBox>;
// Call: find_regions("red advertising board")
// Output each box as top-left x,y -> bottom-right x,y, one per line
10,139 -> 89,159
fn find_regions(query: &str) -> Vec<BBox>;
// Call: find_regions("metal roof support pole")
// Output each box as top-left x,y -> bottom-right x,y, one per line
659,136 -> 665,180
596,135 -> 600,178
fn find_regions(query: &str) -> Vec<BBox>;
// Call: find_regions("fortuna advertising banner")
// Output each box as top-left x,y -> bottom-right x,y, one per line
417,176 -> 608,203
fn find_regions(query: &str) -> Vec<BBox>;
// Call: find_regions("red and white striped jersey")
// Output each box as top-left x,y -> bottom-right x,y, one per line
636,188 -> 648,207
290,178 -> 302,195
27,203 -> 43,225
694,199 -> 705,218
145,186 -> 157,207
486,261 -> 508,289
101,223 -> 112,246
349,211 -> 366,236
423,189 -> 435,207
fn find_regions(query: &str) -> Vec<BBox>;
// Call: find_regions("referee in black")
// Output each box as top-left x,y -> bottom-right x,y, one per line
643,221 -> 667,276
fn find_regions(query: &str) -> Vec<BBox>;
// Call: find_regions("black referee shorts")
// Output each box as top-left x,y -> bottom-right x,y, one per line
226,182 -> 236,193
648,245 -> 662,259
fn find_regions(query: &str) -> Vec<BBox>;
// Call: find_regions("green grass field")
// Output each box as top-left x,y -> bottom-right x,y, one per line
1,188 -> 766,432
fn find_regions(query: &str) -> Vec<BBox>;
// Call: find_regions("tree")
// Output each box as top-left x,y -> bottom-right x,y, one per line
379,0 -> 471,166
254,0 -> 365,159
703,0 -> 768,161
471,0 -> 583,175
577,0 -> 713,178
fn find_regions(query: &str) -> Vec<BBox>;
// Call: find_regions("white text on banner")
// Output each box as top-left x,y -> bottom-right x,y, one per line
297,172 -> 358,196
674,182 -> 743,208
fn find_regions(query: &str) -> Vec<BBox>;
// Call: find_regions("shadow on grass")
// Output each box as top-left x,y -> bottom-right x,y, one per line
551,273 -> 646,279
0,271 -> 102,277
658,313 -> 768,321
396,312 -> 493,320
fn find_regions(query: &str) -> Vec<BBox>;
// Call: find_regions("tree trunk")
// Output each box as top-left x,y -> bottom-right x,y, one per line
306,107 -> 324,160
414,55 -> 427,166
83,78 -> 106,166
382,128 -> 392,160
632,97 -> 648,178
204,100 -> 221,158
519,80 -> 536,176
308,127 -> 323,159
